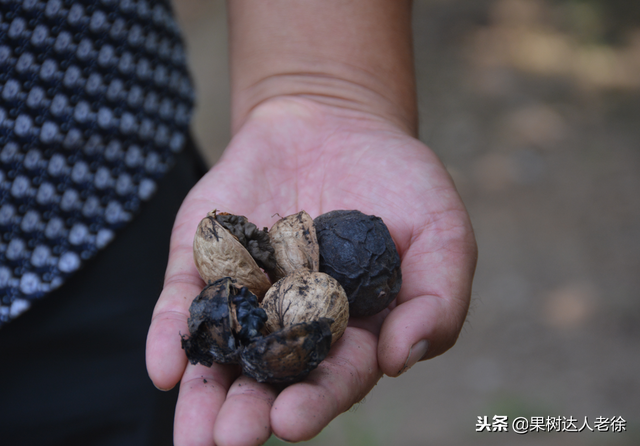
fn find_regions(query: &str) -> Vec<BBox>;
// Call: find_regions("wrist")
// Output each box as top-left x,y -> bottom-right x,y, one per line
227,0 -> 417,136
230,62 -> 417,137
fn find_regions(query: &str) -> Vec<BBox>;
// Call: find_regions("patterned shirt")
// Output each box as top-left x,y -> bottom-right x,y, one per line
0,0 -> 194,326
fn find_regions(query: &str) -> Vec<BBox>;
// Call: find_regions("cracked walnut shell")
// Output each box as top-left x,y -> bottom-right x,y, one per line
181,277 -> 267,366
193,211 -> 271,299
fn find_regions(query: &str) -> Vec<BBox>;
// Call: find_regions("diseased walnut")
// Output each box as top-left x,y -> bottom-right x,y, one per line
267,210 -> 319,282
214,212 -> 277,273
315,210 -> 402,317
186,208 -> 401,385
193,211 -> 271,299
181,277 -> 334,385
181,277 -> 267,366
239,319 -> 333,384
261,270 -> 348,345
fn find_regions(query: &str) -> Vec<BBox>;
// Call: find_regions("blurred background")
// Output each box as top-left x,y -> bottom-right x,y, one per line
172,0 -> 640,444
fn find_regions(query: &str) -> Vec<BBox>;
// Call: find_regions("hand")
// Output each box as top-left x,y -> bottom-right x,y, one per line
146,97 -> 477,445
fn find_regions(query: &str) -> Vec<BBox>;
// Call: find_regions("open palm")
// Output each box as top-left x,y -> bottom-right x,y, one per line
146,98 -> 477,445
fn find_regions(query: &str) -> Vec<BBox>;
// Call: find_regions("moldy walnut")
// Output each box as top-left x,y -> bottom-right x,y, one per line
182,276 -> 335,384
181,277 -> 267,366
315,210 -> 402,317
183,208 -> 402,384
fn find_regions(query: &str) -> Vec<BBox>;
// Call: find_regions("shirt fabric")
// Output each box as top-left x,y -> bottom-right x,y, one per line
0,0 -> 195,326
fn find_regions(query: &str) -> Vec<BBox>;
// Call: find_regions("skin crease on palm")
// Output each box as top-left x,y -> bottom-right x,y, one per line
145,96 -> 478,446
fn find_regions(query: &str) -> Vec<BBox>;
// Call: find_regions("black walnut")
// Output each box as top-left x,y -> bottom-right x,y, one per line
181,277 -> 267,366
239,318 -> 333,384
315,210 -> 402,317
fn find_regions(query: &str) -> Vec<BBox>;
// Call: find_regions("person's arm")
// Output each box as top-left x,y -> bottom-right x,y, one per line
147,1 -> 476,445
227,0 -> 417,136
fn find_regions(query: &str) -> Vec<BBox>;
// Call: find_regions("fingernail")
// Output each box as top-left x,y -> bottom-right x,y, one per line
400,339 -> 429,375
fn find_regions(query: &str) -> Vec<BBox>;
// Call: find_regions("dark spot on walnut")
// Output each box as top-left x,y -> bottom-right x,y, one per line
203,216 -> 221,241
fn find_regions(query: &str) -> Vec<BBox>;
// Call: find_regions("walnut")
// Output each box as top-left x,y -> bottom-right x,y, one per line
193,211 -> 271,299
181,276 -> 334,385
213,212 -> 277,273
181,277 -> 267,366
267,210 -> 320,282
261,270 -> 348,345
185,208 -> 401,385
239,319 -> 332,384
314,210 -> 402,317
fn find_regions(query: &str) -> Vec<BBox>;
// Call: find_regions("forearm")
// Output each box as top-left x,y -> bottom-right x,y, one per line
227,0 -> 417,135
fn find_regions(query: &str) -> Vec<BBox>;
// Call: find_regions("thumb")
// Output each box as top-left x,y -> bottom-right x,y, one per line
377,225 -> 477,376
377,294 -> 467,376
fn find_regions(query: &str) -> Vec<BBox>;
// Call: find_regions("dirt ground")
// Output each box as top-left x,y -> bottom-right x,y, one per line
173,0 -> 640,444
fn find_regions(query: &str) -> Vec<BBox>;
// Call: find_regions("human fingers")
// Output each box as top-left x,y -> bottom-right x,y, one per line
146,216 -> 203,390
211,376 -> 277,446
174,362 -> 238,446
378,213 -> 477,376
269,327 -> 381,442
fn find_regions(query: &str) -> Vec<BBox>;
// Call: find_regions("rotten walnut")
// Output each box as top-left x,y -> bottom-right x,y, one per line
315,210 -> 402,317
182,277 -> 332,384
183,208 -> 401,384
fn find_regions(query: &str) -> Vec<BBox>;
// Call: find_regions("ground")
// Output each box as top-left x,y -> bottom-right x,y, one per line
173,0 -> 640,444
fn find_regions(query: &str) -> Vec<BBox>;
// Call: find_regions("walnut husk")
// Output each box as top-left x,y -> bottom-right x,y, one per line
193,211 -> 271,299
315,209 -> 402,317
239,319 -> 333,384
214,212 -> 276,273
261,270 -> 349,345
181,278 -> 240,366
181,277 -> 267,367
268,211 -> 319,282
